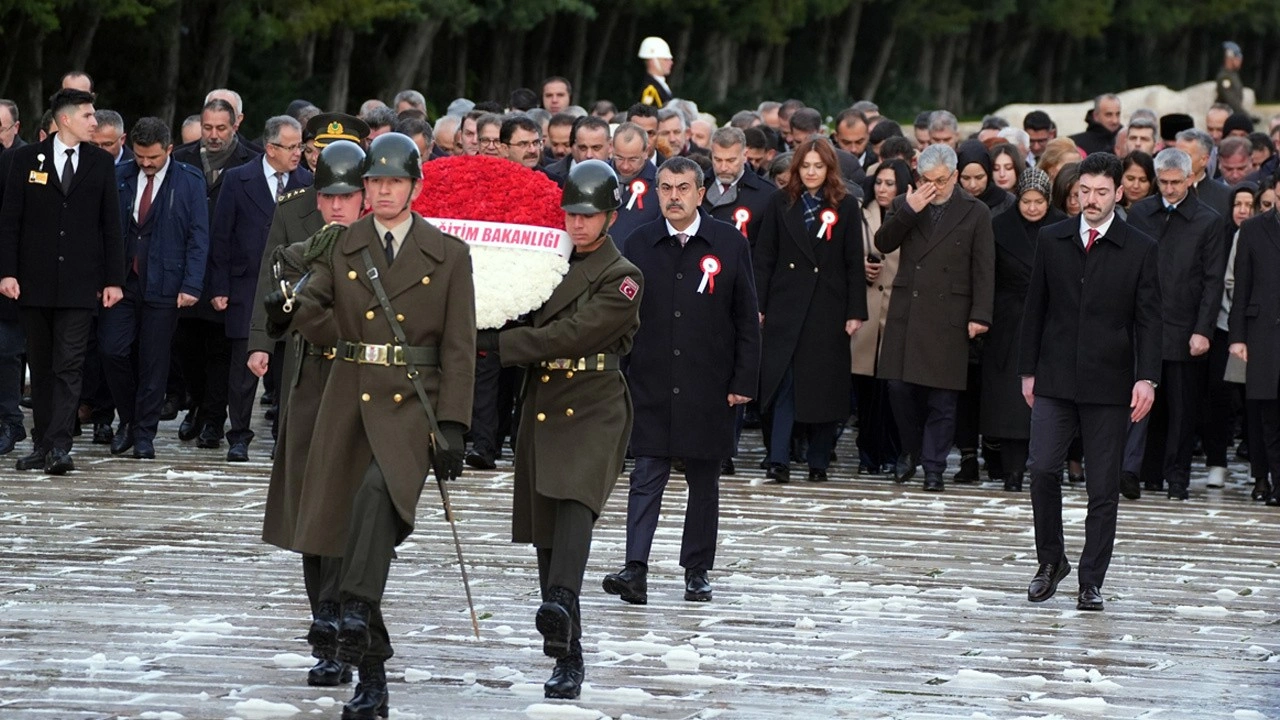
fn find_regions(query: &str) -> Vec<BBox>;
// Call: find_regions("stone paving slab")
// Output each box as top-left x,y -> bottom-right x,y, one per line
0,418 -> 1276,720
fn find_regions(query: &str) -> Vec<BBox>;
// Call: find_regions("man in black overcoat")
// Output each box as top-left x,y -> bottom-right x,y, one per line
0,89 -> 125,474
603,157 -> 760,605
1019,152 -> 1161,612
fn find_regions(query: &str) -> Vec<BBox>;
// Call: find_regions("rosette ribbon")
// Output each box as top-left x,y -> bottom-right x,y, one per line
697,254 -> 721,295
816,208 -> 838,241
626,179 -> 647,210
732,206 -> 751,236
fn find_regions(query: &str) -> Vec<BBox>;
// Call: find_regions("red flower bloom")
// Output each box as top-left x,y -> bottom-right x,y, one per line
412,156 -> 564,229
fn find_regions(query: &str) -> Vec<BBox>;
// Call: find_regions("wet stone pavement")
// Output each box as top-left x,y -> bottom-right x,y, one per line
0,411 -> 1277,719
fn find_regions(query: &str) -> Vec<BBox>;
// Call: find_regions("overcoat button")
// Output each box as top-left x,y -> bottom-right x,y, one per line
421,276 -> 431,285
565,408 -> 574,417
365,310 -> 375,320
788,262 -> 795,269
393,393 -> 403,403
673,387 -> 680,394
348,270 -> 358,279
396,313 -> 405,322
541,375 -> 550,383
361,393 -> 371,402
565,371 -> 574,378
536,412 -> 547,422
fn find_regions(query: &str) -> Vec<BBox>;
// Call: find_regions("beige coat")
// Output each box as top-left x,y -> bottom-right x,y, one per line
851,203 -> 901,376
292,215 -> 476,556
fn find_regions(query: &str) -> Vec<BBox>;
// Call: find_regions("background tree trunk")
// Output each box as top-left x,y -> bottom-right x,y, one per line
381,18 -> 441,98
582,5 -> 620,104
932,34 -> 957,107
861,24 -> 896,101
980,21 -> 1007,108
23,33 -> 44,133
453,33 -> 469,98
670,25 -> 692,91
157,0 -> 183,126
918,40 -> 936,97
832,1 -> 863,96
328,26 -> 354,113
67,8 -> 102,72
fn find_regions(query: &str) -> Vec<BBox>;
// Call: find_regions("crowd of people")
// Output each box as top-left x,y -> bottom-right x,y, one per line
1,35 -> 1278,717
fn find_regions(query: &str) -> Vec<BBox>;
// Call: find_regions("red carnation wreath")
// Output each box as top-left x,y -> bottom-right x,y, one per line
412,156 -> 571,328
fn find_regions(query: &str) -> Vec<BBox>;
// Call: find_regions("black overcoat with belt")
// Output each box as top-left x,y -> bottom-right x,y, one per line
754,189 -> 866,422
625,211 -> 760,459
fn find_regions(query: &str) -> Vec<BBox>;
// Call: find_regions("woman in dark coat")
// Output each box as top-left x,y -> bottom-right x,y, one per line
980,168 -> 1066,491
755,138 -> 867,483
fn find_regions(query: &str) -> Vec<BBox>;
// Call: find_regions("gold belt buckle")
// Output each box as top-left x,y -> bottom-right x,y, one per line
362,343 -> 392,366
546,358 -> 572,370
322,347 -> 336,360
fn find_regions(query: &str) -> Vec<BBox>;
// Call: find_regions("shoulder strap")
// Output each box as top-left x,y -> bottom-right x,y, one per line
358,247 -> 448,452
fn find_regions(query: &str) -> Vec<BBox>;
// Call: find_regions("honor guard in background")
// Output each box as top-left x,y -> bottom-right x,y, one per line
293,132 -> 476,720
638,37 -> 674,109
477,159 -> 642,700
1215,42 -> 1246,116
602,156 -> 759,606
253,139 -> 367,689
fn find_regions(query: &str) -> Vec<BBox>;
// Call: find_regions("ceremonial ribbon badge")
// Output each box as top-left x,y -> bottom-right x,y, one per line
626,179 -> 647,210
698,255 -> 721,295
732,207 -> 751,236
816,208 -> 838,241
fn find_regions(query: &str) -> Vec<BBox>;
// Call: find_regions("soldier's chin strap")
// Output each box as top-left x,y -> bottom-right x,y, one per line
594,210 -> 616,244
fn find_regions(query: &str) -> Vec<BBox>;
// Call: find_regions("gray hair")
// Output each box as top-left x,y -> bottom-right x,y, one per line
1154,148 -> 1192,177
476,112 -> 503,134
851,100 -> 879,115
711,126 -> 746,149
928,110 -> 958,134
666,98 -> 699,126
1128,115 -> 1157,133
0,99 -> 18,124
657,108 -> 686,131
564,105 -> 588,118
997,127 -> 1029,153
658,155 -> 704,188
433,114 -> 460,140
94,109 -> 124,132
393,89 -> 426,111
730,110 -> 762,129
526,107 -> 551,128
1130,108 -> 1157,123
612,121 -> 648,149
980,114 -> 1009,131
204,88 -> 243,116
1094,93 -> 1120,110
1219,135 -> 1252,160
263,115 -> 302,145
1175,128 -> 1214,157
917,143 -> 958,174
757,101 -> 781,114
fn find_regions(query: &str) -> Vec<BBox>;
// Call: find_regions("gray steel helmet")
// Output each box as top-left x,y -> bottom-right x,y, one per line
314,140 -> 366,195
562,159 -> 621,214
363,132 -> 422,180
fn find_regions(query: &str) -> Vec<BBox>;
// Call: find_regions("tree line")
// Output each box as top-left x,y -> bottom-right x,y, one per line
2,0 -> 1278,136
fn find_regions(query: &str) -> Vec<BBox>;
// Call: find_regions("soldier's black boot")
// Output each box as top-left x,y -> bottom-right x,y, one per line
308,658 -> 353,686
544,640 -> 585,700
336,599 -> 372,665
341,661 -> 388,720
536,586 -> 577,658
602,561 -> 648,604
308,601 -> 341,659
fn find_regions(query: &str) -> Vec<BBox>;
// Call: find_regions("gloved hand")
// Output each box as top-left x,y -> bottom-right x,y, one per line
476,329 -> 501,352
264,289 -> 292,327
435,421 -> 467,480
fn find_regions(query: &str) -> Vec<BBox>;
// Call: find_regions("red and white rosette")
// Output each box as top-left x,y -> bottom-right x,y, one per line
816,208 -> 838,241
732,206 -> 751,236
626,179 -> 648,210
697,254 -> 721,295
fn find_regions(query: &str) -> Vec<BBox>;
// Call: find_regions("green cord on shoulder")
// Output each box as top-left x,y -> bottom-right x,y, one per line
303,222 -> 348,265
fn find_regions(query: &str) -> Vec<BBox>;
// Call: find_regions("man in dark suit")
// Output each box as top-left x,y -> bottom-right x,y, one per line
209,115 -> 313,462
100,117 -> 209,460
608,123 -> 660,256
544,116 -> 612,188
832,108 -> 877,170
0,123 -> 26,455
0,89 -> 125,474
92,110 -> 134,165
0,99 -> 25,154
1176,128 -> 1232,220
1070,95 -> 1123,156
602,157 -> 759,606
1123,148 -> 1226,500
875,143 -> 994,492
172,98 -> 261,449
1020,152 -> 1161,611
702,127 -> 774,245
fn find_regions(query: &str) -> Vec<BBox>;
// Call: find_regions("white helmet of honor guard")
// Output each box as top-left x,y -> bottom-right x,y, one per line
638,36 -> 673,60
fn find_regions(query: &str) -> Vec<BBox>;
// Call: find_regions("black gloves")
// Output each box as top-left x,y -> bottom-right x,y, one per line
435,421 -> 467,480
264,289 -> 292,328
476,329 -> 501,352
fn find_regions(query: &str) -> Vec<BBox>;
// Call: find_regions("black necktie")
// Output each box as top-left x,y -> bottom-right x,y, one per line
61,148 -> 74,194
384,231 -> 395,266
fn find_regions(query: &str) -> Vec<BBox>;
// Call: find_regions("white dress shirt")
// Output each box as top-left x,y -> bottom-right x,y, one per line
1079,212 -> 1116,249
666,212 -> 701,246
52,134 -> 80,176
262,156 -> 289,202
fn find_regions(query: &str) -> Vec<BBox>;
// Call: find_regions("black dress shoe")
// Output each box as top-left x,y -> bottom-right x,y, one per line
1167,485 -> 1189,501
45,448 -> 74,475
308,658 -> 353,686
178,411 -> 199,441
602,561 -> 648,604
536,586 -> 577,658
684,568 -> 712,602
336,600 -> 372,665
264,404 -> 278,422
226,441 -> 249,462
1251,478 -> 1271,502
92,422 -> 114,445
1267,494 -> 1280,507
893,453 -> 916,484
342,661 -> 388,719
260,390 -> 276,406
465,451 -> 496,470
1027,561 -> 1071,602
15,448 -> 45,471
1143,479 -> 1164,492
766,463 -> 790,483
672,457 -> 687,473
1077,585 -> 1104,611
133,437 -> 155,459
0,423 -> 26,455
544,643 -> 584,700
807,468 -> 828,482
110,423 -> 135,455
922,471 -> 944,492
159,395 -> 182,421
1003,473 -> 1023,492
721,457 -> 735,476
953,451 -> 979,483
1119,471 -> 1141,500
196,425 -> 222,449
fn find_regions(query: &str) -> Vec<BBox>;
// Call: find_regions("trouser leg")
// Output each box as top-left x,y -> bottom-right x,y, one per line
1202,329 -> 1234,468
340,460 -> 402,661
468,350 -> 502,458
767,369 -> 796,466
1076,403 -> 1129,588
226,337 -> 257,445
37,309 -> 93,452
98,295 -> 139,426
805,421 -> 838,470
624,456 -> 671,565
134,304 -> 178,441
1027,396 -> 1079,567
920,387 -> 959,474
20,308 -> 53,451
1162,360 -> 1207,489
546,499 -> 594,598
679,457 -> 721,571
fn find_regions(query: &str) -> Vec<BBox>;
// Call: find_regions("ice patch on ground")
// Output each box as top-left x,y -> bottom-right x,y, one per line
1175,605 -> 1231,617
1233,711 -> 1269,719
166,469 -> 216,481
139,713 -> 184,720
524,703 -> 608,719
230,699 -> 300,718
647,673 -> 746,687
1026,696 -> 1108,714
794,616 -> 817,630
943,669 -> 1048,690
582,686 -> 656,703
661,647 -> 701,671
403,668 -> 433,682
270,653 -> 313,668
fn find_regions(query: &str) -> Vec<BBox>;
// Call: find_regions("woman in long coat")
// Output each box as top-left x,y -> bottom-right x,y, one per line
980,168 -> 1065,491
852,159 -> 911,474
754,138 -> 867,483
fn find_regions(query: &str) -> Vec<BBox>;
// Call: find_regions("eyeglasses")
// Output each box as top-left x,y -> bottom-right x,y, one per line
505,139 -> 543,150
919,171 -> 954,187
270,142 -> 303,153
0,123 -> 15,135
478,138 -> 502,147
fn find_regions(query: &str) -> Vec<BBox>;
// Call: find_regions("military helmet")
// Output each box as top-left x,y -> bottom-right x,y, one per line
561,159 -> 621,214
314,140 -> 366,195
363,132 -> 422,180
638,36 -> 673,60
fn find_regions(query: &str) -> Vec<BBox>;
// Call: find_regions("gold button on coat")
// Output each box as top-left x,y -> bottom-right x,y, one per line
541,375 -> 550,383
421,276 -> 430,285
396,314 -> 405,322
348,270 -> 358,279
361,393 -> 371,402
565,408 -> 574,417
393,393 -> 403,403
365,310 -> 375,320
565,371 -> 574,378
536,412 -> 547,422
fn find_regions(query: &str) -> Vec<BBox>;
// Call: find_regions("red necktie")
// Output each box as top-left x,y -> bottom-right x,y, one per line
134,174 -> 155,274
1085,227 -> 1099,253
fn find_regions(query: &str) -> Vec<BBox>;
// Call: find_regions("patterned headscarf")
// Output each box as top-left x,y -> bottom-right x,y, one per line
1016,167 -> 1051,200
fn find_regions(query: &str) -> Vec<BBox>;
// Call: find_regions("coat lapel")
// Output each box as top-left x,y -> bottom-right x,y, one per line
919,193 -> 970,258
247,165 -> 277,218
782,199 -> 818,265
382,216 -> 444,301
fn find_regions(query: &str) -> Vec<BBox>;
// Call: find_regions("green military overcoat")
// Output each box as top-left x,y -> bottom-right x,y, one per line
293,214 -> 476,557
498,238 -> 643,547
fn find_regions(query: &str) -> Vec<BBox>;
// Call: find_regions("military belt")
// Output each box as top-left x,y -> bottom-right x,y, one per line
305,345 -> 336,359
337,340 -> 439,367
539,353 -> 620,371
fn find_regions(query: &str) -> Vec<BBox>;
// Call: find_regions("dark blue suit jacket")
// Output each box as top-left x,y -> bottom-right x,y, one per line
611,161 -> 661,256
622,210 -> 761,459
702,167 -> 775,247
116,159 -> 209,304
208,156 -> 312,339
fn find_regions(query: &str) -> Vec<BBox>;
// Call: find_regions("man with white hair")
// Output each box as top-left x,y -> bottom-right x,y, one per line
431,115 -> 460,158
927,110 -> 959,148
875,143 -> 994,492
1121,147 -> 1226,501
1176,128 -> 1231,219
997,127 -> 1031,164
393,89 -> 426,115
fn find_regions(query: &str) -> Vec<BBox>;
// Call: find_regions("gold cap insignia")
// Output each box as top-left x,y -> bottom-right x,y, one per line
328,121 -> 343,135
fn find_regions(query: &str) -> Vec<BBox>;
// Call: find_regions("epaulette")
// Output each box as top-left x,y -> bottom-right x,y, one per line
279,187 -> 311,204
302,222 -> 348,264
